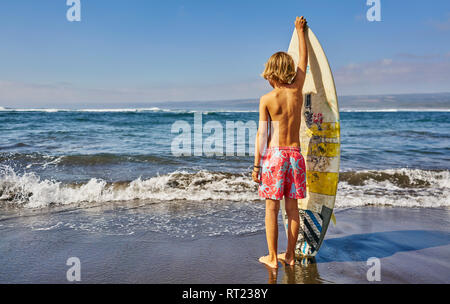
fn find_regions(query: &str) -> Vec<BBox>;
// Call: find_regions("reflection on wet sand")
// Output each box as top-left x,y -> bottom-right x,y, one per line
263,264 -> 278,284
263,258 -> 330,284
282,258 -> 329,284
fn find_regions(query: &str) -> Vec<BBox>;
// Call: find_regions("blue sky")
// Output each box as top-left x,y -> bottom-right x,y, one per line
0,0 -> 449,107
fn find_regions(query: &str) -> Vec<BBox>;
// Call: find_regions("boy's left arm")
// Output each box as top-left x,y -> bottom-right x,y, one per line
252,97 -> 269,183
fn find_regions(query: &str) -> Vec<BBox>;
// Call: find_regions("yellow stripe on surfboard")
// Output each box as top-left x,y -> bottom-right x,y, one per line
306,122 -> 340,138
306,142 -> 340,157
306,171 -> 339,196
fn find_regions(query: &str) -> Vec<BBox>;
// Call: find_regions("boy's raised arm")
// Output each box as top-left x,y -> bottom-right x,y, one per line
296,16 -> 308,73
292,16 -> 308,88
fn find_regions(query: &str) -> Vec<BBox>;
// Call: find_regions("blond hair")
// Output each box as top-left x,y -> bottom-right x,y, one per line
261,52 -> 296,84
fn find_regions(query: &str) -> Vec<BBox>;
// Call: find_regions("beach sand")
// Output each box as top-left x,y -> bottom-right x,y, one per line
0,205 -> 449,284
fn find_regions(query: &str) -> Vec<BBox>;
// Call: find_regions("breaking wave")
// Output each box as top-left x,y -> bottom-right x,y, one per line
0,166 -> 258,208
337,169 -> 449,208
0,165 -> 448,209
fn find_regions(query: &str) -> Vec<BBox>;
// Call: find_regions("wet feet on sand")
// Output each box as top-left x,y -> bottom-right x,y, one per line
258,255 -> 278,269
277,252 -> 296,266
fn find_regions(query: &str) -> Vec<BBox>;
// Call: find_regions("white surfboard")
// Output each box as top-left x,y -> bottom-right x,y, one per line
281,26 -> 341,258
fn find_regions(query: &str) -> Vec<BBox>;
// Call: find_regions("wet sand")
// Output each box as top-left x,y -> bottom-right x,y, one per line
0,206 -> 449,283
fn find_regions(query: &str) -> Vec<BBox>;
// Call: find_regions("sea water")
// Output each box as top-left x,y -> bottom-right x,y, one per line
0,106 -> 448,208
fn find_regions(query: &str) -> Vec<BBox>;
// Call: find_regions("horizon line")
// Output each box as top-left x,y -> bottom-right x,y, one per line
2,91 -> 450,109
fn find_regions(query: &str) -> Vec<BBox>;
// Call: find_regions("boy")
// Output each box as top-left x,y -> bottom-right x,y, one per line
252,16 -> 308,268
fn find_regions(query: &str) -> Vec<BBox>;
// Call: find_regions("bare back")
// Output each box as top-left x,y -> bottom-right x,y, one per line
254,17 -> 307,167
263,86 -> 303,148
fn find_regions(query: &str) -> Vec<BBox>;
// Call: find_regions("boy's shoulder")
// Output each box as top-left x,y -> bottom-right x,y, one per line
260,90 -> 276,103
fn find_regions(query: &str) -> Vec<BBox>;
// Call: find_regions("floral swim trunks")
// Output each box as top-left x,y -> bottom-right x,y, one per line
258,146 -> 307,200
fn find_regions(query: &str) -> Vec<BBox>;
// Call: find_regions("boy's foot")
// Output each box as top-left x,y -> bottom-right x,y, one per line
258,255 -> 278,269
277,252 -> 296,266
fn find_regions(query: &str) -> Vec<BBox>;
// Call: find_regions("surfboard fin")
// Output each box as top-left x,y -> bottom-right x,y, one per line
331,212 -> 336,226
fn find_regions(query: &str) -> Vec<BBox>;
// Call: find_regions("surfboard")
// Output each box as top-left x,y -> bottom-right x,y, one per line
280,26 -> 340,258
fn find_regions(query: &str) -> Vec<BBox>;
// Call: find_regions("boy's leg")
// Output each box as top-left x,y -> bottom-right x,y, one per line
259,199 -> 280,268
279,197 -> 299,265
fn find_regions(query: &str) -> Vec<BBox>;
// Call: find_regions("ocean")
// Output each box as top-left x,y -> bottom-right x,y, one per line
1,106 -> 448,211
0,104 -> 449,283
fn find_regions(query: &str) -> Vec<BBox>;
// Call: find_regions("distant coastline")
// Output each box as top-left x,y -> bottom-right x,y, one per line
1,92 -> 450,112
1,107 -> 449,113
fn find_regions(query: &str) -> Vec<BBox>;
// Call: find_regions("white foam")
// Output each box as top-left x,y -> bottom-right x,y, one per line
32,221 -> 63,231
0,166 -> 259,208
0,166 -> 448,209
335,168 -> 450,209
0,108 -> 61,112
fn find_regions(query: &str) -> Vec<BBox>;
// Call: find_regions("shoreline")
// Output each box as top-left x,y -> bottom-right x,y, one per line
0,206 -> 449,283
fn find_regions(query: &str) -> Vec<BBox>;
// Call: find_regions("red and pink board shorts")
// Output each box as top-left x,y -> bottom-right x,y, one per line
258,146 -> 307,200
